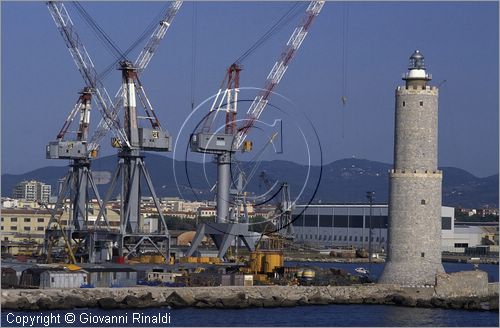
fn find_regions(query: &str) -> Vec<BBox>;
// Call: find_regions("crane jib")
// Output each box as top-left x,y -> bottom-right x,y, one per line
47,1 -> 128,151
234,0 -> 324,149
89,0 -> 183,150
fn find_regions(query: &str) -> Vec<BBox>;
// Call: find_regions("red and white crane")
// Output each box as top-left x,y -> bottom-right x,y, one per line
235,1 -> 324,148
47,1 -> 128,151
187,1 -> 324,259
45,0 -> 183,263
89,0 -> 183,152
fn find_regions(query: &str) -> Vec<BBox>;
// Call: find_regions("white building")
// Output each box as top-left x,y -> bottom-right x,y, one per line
198,207 -> 216,217
12,180 -> 51,203
39,270 -> 87,289
147,272 -> 182,283
1,198 -> 19,208
292,204 -> 455,252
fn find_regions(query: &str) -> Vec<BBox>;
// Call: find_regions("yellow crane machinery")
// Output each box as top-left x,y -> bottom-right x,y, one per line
39,203 -> 76,264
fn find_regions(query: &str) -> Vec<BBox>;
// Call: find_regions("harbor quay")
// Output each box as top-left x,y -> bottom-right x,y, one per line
2,271 -> 498,312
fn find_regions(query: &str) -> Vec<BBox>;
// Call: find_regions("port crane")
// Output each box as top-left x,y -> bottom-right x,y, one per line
93,0 -> 183,262
187,1 -> 325,259
258,179 -> 294,238
45,1 -> 183,262
44,0 -> 123,262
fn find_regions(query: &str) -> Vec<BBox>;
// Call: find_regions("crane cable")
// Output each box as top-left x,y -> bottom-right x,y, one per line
195,4 -> 305,127
72,2 -> 126,62
340,2 -> 349,139
341,2 -> 349,106
97,2 -> 172,81
190,2 -> 198,111
233,2 -> 306,65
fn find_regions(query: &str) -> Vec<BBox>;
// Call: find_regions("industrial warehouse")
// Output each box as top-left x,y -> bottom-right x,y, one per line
291,204 -> 496,254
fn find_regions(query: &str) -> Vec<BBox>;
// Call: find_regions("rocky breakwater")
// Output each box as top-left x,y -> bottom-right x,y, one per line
2,271 -> 497,311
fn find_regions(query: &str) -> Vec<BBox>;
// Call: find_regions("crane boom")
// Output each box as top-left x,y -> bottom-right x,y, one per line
55,95 -> 84,140
47,1 -> 129,150
135,0 -> 183,73
235,1 -> 324,149
88,1 -> 183,150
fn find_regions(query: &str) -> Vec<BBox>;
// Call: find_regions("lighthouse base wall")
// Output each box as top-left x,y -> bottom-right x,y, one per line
378,170 -> 444,286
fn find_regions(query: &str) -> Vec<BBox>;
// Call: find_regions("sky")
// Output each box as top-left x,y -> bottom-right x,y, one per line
1,1 -> 499,178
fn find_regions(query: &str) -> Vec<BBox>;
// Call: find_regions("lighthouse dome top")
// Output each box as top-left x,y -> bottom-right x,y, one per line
409,50 -> 425,69
403,50 -> 431,82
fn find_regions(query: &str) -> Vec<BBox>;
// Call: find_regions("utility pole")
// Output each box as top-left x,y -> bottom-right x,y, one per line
366,191 -> 375,273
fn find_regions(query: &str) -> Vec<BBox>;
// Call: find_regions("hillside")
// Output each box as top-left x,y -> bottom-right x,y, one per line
1,154 -> 497,208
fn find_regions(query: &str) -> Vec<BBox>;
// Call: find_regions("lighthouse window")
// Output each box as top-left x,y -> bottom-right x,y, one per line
421,252 -> 425,258
421,199 -> 426,205
402,101 -> 406,107
419,101 -> 424,106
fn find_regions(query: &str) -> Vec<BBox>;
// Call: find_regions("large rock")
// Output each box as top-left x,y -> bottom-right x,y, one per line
122,295 -> 141,308
97,297 -> 120,309
434,270 -> 489,298
65,295 -> 87,308
165,291 -> 194,308
1,283 -> 498,311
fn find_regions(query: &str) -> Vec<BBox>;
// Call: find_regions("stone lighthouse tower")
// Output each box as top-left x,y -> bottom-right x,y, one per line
379,50 -> 445,286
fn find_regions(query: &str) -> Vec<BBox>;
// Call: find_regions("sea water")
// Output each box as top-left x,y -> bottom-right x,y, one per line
2,305 -> 498,327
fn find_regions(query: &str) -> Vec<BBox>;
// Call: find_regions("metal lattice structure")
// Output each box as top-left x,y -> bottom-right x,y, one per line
187,1 -> 324,259
47,1 -> 128,151
89,0 -> 183,151
235,1 -> 324,148
45,1 -> 183,262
